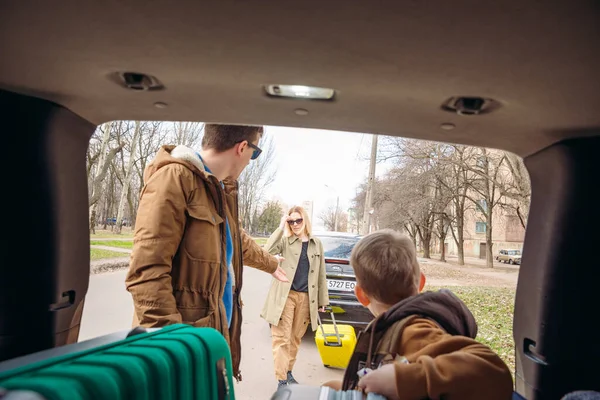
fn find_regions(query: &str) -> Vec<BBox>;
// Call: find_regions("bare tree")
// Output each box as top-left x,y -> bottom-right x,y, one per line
464,149 -> 506,267
170,122 -> 204,147
88,121 -> 126,233
114,121 -> 143,233
86,120 -> 208,234
436,145 -> 475,265
238,135 -> 277,233
127,121 -> 168,226
355,136 -> 530,267
319,206 -> 348,232
337,212 -> 349,233
498,152 -> 531,229
381,139 -> 453,259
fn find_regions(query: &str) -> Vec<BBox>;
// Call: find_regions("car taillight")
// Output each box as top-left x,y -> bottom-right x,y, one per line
325,258 -> 349,265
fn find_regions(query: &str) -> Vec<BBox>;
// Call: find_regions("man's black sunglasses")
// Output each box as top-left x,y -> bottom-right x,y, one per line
236,141 -> 262,160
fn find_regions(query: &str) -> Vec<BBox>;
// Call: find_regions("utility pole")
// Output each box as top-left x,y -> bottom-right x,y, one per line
324,184 -> 340,232
361,134 -> 378,235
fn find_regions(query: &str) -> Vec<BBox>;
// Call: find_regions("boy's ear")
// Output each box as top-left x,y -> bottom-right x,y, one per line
419,272 -> 426,292
354,285 -> 371,307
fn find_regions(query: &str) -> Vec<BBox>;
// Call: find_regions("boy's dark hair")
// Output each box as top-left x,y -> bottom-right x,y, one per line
351,229 -> 420,305
201,124 -> 263,152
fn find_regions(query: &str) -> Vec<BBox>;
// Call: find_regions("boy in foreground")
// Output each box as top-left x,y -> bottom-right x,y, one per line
325,229 -> 513,400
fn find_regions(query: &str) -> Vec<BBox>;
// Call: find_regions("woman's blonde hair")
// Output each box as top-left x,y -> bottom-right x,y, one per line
283,205 -> 312,238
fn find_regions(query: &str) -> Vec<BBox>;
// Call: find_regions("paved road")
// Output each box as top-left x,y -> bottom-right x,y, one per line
90,237 -> 134,241
80,266 -> 344,399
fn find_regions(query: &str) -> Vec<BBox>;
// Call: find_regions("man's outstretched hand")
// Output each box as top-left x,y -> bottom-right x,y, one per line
272,265 -> 289,282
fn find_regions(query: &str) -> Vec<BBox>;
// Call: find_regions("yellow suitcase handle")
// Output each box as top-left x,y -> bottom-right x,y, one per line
317,306 -> 343,347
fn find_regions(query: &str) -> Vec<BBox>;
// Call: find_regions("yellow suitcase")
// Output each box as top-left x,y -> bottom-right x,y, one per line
315,308 -> 356,369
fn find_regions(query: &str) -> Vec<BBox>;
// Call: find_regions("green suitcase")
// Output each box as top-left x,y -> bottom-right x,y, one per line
0,324 -> 234,400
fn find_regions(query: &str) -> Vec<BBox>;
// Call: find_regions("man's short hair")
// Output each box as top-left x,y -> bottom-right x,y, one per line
351,229 -> 421,305
201,124 -> 263,152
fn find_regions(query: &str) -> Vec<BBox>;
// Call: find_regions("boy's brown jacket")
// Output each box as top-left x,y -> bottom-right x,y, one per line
342,290 -> 514,400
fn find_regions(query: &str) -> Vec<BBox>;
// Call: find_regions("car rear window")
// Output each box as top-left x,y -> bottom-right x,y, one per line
318,236 -> 360,259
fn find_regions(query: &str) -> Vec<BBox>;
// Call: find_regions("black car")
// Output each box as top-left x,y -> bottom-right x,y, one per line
314,231 -> 373,330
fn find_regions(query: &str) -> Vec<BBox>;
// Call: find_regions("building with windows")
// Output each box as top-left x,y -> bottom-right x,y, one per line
446,198 -> 526,259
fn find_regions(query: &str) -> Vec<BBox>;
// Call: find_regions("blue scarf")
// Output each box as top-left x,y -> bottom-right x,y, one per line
197,153 -> 234,328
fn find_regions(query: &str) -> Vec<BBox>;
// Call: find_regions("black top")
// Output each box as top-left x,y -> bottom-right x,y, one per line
291,241 -> 310,293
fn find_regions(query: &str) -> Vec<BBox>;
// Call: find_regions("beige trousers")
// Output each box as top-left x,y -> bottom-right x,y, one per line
271,290 -> 311,380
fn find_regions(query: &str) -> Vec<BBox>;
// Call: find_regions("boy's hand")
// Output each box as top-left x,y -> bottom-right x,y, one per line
357,363 -> 399,400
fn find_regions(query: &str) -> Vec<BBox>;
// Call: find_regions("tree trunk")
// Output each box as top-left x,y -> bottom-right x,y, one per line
456,207 -> 465,265
89,143 -> 124,208
457,229 -> 465,265
89,208 -> 97,235
421,228 -> 432,259
422,237 -> 431,258
102,195 -> 109,229
438,219 -> 447,262
486,211 -> 494,268
440,238 -> 446,262
115,121 -> 141,234
127,188 -> 136,228
106,177 -> 115,232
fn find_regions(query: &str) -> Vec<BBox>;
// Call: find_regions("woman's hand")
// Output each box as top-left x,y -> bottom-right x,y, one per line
279,215 -> 290,230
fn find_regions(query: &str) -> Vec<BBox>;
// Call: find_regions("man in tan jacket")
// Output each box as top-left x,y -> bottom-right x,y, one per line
125,124 -> 288,381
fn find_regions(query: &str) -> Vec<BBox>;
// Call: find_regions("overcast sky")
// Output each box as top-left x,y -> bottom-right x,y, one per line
262,126 -> 394,229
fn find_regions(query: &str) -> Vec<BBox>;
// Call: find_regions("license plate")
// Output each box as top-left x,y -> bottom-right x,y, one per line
327,279 -> 356,292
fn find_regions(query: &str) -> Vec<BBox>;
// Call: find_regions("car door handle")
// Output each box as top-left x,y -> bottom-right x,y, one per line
524,338 -> 548,366
49,290 -> 76,311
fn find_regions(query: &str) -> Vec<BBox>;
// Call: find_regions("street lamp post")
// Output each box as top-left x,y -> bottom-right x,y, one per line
368,208 -> 375,234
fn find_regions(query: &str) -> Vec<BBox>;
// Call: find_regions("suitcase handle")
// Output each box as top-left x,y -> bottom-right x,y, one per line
317,306 -> 342,346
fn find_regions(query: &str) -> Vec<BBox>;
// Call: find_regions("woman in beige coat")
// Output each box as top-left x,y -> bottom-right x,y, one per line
261,205 -> 329,389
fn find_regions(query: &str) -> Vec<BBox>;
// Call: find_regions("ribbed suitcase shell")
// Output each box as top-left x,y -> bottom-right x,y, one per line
0,324 -> 235,400
270,384 -> 387,400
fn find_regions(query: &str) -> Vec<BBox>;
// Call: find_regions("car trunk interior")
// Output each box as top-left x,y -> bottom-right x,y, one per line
1,1 -> 599,398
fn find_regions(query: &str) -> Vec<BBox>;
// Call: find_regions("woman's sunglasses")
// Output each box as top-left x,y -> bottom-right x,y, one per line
288,218 -> 304,226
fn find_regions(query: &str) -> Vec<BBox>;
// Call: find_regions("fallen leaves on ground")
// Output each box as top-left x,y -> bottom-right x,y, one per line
427,285 -> 516,377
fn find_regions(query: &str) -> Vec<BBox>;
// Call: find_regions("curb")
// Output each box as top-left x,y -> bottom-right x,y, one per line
90,258 -> 130,275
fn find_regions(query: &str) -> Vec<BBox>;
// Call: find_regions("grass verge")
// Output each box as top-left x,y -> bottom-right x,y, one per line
426,285 -> 516,375
90,240 -> 134,249
253,237 -> 268,246
90,229 -> 134,239
91,248 -> 128,261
